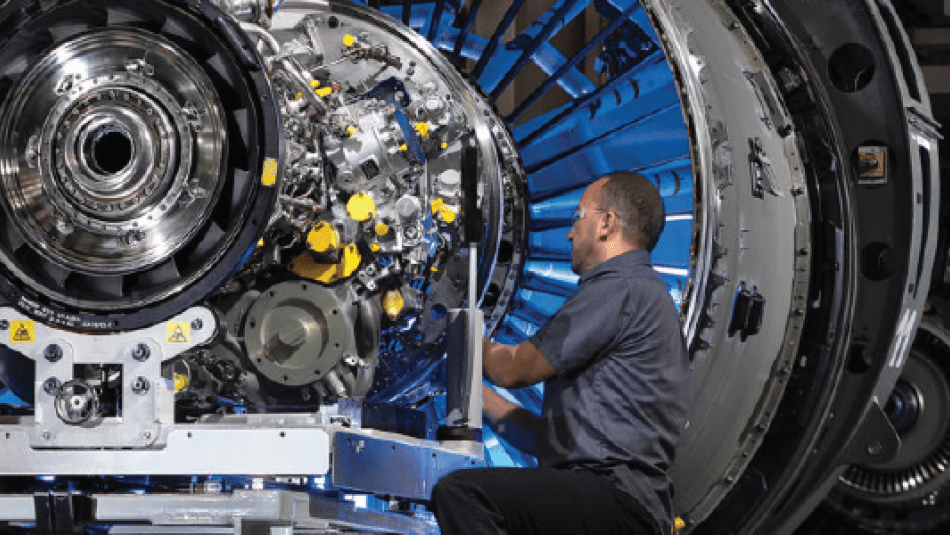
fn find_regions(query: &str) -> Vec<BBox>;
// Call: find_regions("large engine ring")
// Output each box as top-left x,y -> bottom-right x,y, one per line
0,0 -> 282,331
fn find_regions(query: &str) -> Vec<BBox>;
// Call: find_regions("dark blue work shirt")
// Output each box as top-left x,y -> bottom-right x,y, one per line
529,249 -> 690,534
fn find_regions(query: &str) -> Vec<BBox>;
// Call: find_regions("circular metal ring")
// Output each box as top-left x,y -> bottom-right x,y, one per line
0,29 -> 223,275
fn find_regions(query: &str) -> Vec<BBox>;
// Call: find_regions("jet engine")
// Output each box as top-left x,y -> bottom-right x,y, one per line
0,0 -> 942,533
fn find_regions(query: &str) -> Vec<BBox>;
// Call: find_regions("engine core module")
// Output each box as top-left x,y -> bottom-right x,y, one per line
0,0 -> 521,490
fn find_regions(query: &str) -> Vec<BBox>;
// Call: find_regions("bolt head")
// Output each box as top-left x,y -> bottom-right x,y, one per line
42,378 -> 62,396
132,343 -> 151,361
44,345 -> 63,362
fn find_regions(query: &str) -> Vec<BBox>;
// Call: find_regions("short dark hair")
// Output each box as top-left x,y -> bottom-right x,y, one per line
597,172 -> 665,251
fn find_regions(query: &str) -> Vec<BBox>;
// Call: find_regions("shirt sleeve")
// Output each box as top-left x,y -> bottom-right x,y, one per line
529,274 -> 629,376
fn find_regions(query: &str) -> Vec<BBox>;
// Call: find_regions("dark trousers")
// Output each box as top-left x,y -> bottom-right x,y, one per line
430,467 -> 659,535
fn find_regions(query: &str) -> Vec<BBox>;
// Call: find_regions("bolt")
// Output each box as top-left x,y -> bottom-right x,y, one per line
41,431 -> 51,440
43,378 -> 62,396
0,320 -> 8,331
132,343 -> 151,361
44,344 -> 63,363
191,318 -> 203,331
132,377 -> 150,395
124,230 -> 144,246
142,431 -> 152,440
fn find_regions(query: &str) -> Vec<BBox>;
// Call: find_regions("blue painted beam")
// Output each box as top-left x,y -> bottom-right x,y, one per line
480,0 -> 593,98
512,288 -> 569,324
512,50 -> 671,148
520,260 -> 578,296
470,0 -> 525,79
505,0 -> 643,123
597,0 -> 658,44
518,58 -> 678,169
450,0 -> 484,64
525,104 -> 689,200
528,227 -> 571,259
528,187 -> 584,230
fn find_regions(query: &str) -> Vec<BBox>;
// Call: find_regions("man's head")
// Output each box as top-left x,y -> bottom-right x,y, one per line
566,172 -> 665,274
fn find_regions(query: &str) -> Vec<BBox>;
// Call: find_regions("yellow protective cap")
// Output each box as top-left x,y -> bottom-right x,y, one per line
343,34 -> 356,47
257,238 -> 265,248
261,157 -> 279,187
430,198 -> 457,223
306,221 -> 340,253
414,122 -> 430,139
440,141 -> 448,150
309,79 -> 320,89
289,242 -> 361,284
673,517 -> 686,532
398,144 -> 408,152
370,243 -> 381,252
173,373 -> 189,392
374,221 -> 390,236
316,87 -> 333,97
346,191 -> 376,222
294,91 -> 304,100
346,125 -> 358,137
381,290 -> 405,320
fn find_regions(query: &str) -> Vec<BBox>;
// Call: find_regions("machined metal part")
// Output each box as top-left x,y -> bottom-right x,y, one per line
0,306 -> 215,448
244,281 -> 360,391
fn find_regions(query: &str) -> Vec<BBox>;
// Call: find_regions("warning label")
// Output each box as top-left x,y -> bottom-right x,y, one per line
166,322 -> 190,344
9,321 -> 35,344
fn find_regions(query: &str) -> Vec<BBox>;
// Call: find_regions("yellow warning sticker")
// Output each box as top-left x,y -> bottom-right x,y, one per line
262,157 -> 279,187
166,322 -> 190,344
9,321 -> 35,344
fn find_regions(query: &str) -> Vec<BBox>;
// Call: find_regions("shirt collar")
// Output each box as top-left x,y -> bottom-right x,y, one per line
579,249 -> 652,283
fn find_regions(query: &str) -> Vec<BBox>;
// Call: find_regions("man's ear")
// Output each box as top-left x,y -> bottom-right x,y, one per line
600,211 -> 618,237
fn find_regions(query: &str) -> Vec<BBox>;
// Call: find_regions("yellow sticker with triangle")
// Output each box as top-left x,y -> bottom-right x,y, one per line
166,322 -> 190,344
9,321 -> 35,344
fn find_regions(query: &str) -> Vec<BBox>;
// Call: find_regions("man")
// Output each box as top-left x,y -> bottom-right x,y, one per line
431,172 -> 690,535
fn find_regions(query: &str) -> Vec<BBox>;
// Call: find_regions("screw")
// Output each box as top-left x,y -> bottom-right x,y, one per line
191,318 -> 203,331
142,431 -> 152,440
132,343 -> 151,361
866,441 -> 883,457
44,344 -> 63,363
41,431 -> 51,440
0,320 -> 8,331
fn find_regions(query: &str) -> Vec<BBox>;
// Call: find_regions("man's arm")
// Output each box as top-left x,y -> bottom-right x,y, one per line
482,383 -> 540,457
482,338 -> 556,389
